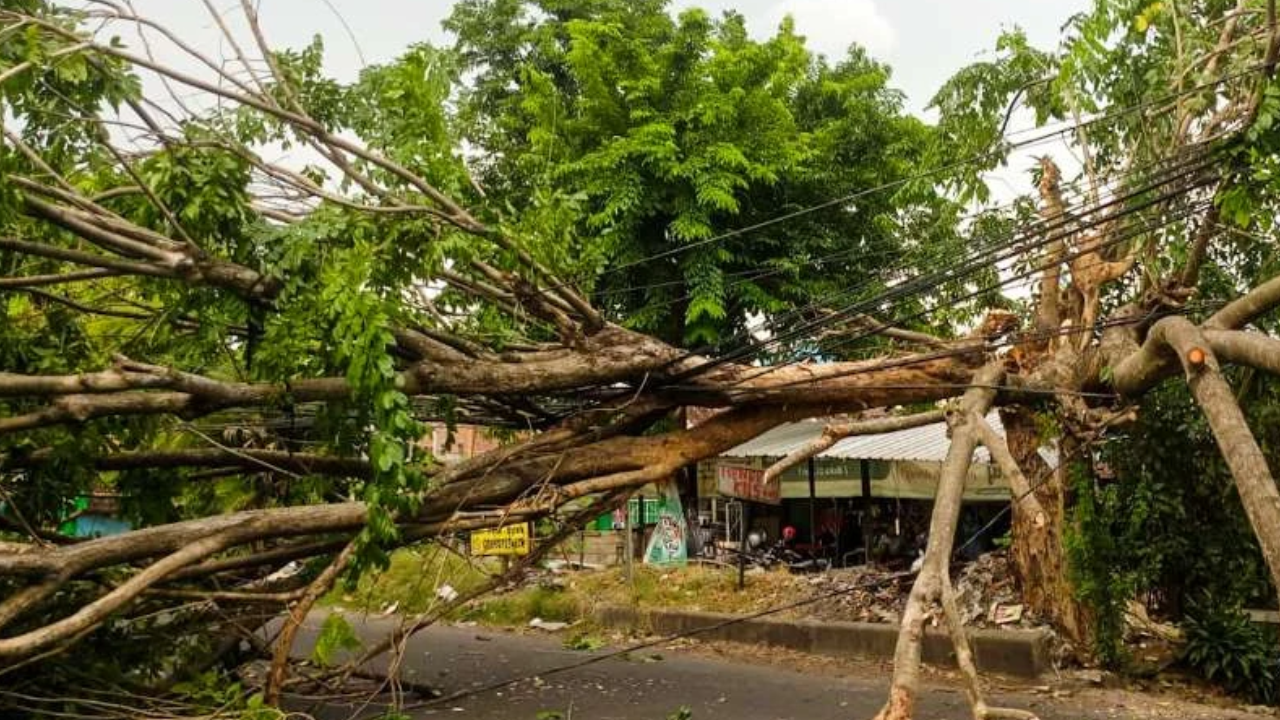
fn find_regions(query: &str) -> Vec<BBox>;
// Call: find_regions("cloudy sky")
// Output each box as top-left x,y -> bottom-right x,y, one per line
111,0 -> 1090,301
127,0 -> 1088,116
116,0 -> 1091,209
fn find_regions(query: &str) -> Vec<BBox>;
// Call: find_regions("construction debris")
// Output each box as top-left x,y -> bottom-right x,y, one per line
799,551 -> 1038,631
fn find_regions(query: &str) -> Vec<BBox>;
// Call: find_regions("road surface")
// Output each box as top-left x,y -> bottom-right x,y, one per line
289,613 -> 1272,720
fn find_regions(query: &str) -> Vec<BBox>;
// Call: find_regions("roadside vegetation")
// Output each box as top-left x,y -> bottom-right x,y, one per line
332,546 -> 785,624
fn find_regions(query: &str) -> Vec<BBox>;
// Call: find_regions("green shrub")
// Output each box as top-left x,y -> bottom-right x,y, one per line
1073,380 -> 1279,671
1182,599 -> 1279,706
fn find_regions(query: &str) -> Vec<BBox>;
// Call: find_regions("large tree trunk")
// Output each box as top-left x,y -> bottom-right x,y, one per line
998,408 -> 1090,646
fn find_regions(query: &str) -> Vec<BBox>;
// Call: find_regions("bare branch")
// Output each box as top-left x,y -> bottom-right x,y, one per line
1178,203 -> 1221,289
1206,272 -> 1280,329
0,268 -> 121,288
266,538 -> 358,703
1152,317 -> 1280,600
875,365 -> 1004,720
972,416 -> 1047,520
0,528 -> 240,661
1205,329 -> 1280,375
0,236 -> 176,278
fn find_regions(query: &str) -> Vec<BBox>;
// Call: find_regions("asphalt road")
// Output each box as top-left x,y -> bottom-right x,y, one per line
289,613 -> 1273,720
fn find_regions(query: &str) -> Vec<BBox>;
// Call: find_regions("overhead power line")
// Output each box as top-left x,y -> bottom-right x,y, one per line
670,153 -> 1218,384
581,62 -> 1263,282
377,403 -> 1133,717
700,147 -> 1218,362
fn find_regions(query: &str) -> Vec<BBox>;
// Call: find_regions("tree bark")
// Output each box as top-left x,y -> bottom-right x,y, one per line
1150,317 -> 1280,597
940,574 -> 1038,720
762,410 -> 946,484
873,365 -> 1036,720
993,408 -> 1089,645
265,539 -> 359,704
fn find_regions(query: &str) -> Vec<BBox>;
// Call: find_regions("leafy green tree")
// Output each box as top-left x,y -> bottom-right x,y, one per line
920,0 -> 1280,683
447,0 -> 963,347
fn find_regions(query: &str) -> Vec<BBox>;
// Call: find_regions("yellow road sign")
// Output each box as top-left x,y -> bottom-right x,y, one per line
470,523 -> 531,556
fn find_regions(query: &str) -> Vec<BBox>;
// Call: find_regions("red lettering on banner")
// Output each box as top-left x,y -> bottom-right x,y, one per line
715,464 -> 780,505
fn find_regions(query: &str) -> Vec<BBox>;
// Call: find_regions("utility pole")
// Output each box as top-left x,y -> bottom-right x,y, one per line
736,500 -> 747,591
623,494 -> 635,589
808,456 -> 818,546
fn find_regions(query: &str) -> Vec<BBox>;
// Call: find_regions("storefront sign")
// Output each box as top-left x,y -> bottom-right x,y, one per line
716,464 -> 780,505
470,523 -> 531,556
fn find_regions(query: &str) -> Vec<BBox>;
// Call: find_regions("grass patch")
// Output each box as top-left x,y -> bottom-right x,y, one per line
461,586 -> 582,626
334,549 -> 801,631
568,564 -> 795,616
326,544 -> 499,615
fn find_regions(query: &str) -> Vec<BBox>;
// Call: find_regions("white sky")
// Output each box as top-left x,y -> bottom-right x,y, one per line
115,0 -> 1090,190
122,0 -> 1086,114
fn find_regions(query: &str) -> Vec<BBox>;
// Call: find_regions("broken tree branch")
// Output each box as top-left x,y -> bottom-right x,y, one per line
874,364 -> 1030,720
1130,316 -> 1280,598
762,410 -> 946,484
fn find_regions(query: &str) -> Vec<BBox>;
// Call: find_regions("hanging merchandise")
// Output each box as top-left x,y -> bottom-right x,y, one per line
643,480 -> 688,565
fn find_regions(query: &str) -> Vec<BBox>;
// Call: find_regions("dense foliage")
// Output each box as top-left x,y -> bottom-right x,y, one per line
1069,377 -> 1276,672
445,0 -> 978,348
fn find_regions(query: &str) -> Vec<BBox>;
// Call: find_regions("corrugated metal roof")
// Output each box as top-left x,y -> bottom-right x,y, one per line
724,412 -> 1056,466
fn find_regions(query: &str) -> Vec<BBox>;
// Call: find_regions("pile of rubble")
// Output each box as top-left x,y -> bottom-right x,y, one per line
794,551 -> 1042,630
952,551 -> 1030,627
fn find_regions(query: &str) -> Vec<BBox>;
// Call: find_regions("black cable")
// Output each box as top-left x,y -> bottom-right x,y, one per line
706,144 -> 1216,359
688,301 -> 1217,407
594,164 -> 1078,302
672,159 -> 1218,385
953,423 -> 1113,556
653,146 -> 1219,384
377,379 -> 1176,716
596,159 -> 1106,321
561,62 -> 1265,286
590,119 -> 1217,317
395,569 -> 918,714
540,154 -> 1217,426
726,151 -> 1215,360
728,197 -> 1217,393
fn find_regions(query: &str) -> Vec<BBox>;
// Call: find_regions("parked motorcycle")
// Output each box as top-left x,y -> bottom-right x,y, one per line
727,529 -> 831,573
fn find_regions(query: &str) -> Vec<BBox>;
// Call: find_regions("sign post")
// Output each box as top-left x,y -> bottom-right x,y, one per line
623,495 -> 634,586
470,524 -> 531,557
737,500 -> 746,590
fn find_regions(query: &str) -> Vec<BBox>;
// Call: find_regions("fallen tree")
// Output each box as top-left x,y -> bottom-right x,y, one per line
2,2 -> 1280,719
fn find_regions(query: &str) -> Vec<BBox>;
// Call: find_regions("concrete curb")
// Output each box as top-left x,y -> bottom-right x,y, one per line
593,605 -> 1051,679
